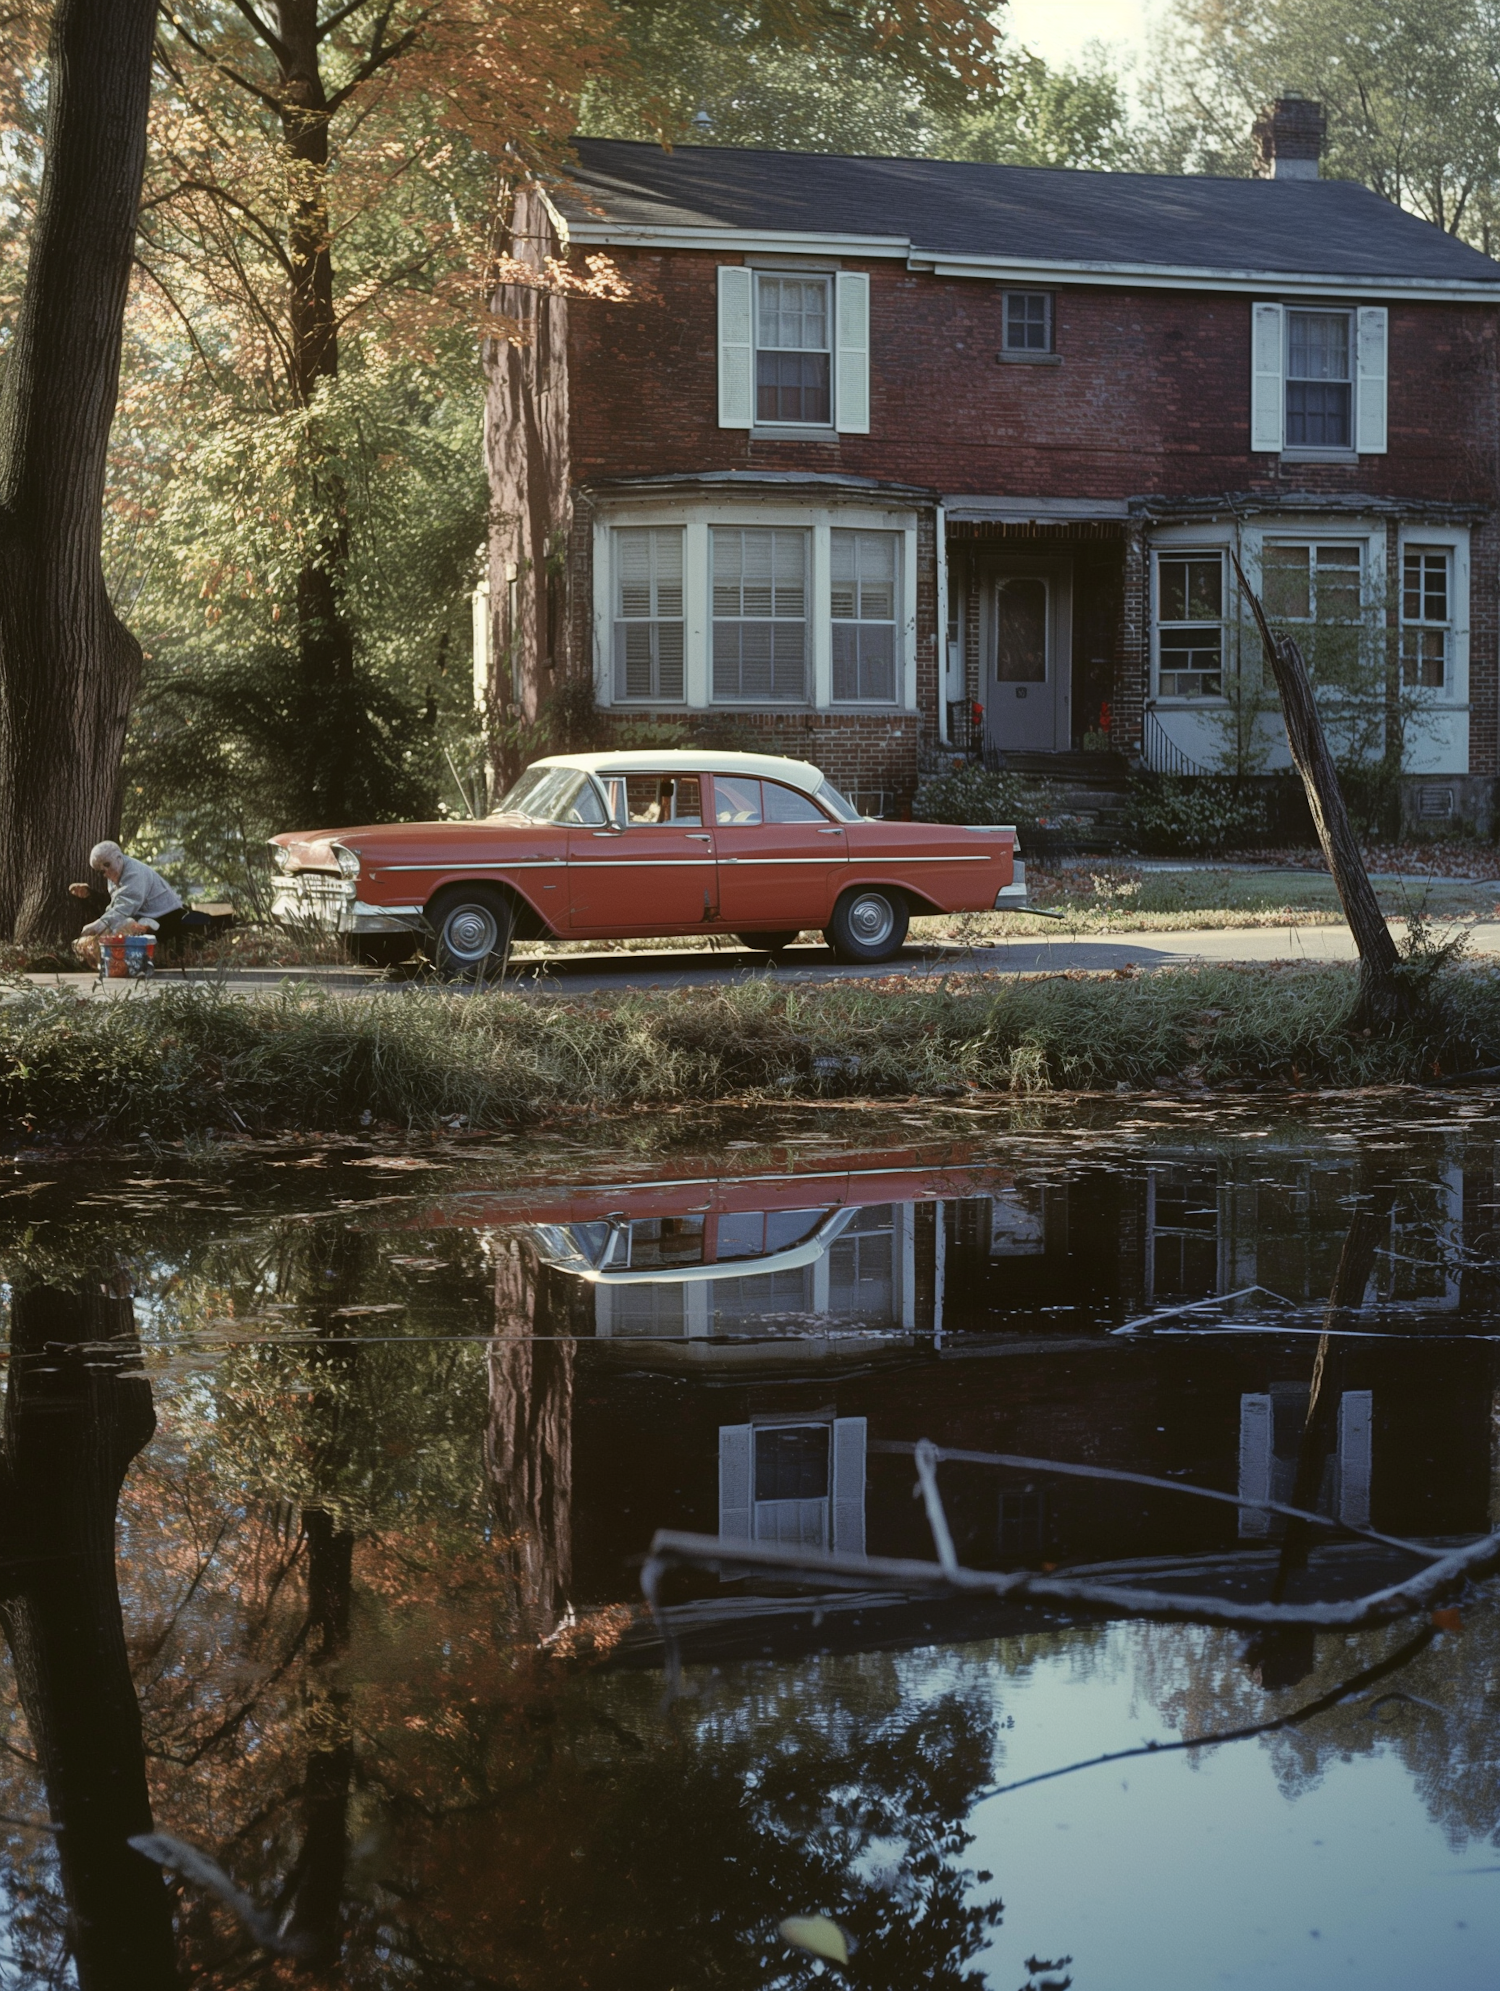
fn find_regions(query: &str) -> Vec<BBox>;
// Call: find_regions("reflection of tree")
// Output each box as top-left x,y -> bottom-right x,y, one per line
0,1282 -> 177,1987
485,1238 -> 573,1637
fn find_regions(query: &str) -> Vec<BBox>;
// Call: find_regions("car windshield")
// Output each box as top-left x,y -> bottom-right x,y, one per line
815,779 -> 863,822
491,766 -> 606,826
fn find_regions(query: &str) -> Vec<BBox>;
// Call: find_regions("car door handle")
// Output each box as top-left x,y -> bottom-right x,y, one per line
816,826 -> 843,835
686,833 -> 713,843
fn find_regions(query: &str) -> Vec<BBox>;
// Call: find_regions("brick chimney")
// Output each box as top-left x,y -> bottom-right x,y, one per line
1252,96 -> 1326,180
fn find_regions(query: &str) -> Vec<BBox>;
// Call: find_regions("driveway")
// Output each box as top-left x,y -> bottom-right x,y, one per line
22,917 -> 1497,1000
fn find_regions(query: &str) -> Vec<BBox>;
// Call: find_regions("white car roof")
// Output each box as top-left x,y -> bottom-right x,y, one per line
531,748 -> 826,796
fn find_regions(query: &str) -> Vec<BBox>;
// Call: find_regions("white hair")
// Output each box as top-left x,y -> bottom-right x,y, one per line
89,841 -> 125,870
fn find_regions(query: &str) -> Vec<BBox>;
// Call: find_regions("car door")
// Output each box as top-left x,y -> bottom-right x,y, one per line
567,772 -> 717,933
710,775 -> 847,931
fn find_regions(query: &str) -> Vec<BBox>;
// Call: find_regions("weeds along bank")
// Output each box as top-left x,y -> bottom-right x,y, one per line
2,968 -> 1498,1138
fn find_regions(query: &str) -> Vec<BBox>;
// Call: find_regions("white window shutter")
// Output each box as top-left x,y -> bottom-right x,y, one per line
835,272 -> 870,435
831,1416 -> 866,1555
1356,307 -> 1388,454
1250,302 -> 1284,453
1237,1393 -> 1273,1537
1337,1390 -> 1373,1528
717,266 -> 754,429
718,1423 -> 753,1538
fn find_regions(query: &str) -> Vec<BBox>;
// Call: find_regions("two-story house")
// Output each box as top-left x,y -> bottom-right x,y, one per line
480,99 -> 1500,825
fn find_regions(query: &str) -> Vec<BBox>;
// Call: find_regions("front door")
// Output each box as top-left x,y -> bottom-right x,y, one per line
709,772 -> 847,932
567,772 -> 717,933
984,562 -> 1072,753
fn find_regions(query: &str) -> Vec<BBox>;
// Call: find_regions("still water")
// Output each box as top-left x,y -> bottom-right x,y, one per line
1,1095 -> 1499,1987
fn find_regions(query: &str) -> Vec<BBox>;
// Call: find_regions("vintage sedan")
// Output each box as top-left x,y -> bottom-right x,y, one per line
269,749 -> 1025,973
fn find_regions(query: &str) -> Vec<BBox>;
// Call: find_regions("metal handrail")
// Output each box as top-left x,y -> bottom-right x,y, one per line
1142,708 -> 1214,778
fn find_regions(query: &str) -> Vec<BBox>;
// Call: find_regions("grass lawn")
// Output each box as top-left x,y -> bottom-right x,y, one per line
3,961 -> 1496,1139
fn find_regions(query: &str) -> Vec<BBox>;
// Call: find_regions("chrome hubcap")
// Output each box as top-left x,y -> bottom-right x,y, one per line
443,904 -> 499,962
848,893 -> 895,947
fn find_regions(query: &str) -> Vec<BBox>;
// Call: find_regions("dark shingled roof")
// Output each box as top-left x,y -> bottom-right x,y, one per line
564,139 -> 1500,287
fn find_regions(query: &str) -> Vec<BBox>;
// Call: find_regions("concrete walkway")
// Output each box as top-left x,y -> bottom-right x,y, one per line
17,918 -> 1500,1000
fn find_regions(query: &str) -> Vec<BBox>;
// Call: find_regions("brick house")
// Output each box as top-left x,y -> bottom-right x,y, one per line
480,100 -> 1500,825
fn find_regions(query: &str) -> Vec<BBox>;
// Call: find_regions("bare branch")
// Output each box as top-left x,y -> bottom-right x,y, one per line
158,11 -> 286,114
314,0 -> 380,43
227,0 -> 291,63
325,23 -> 417,111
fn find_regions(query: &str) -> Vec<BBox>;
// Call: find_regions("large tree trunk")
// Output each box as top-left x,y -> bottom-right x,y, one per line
486,1242 -> 574,1639
0,0 -> 157,942
1233,558 -> 1407,1029
0,1285 -> 177,1986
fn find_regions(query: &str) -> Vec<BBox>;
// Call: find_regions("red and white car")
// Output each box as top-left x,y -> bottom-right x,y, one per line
270,749 -> 1025,972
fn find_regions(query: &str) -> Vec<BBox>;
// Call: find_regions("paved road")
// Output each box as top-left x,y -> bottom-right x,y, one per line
21,918 -> 1500,1000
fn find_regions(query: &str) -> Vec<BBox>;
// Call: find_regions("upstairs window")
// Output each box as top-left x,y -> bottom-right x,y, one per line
711,526 -> 808,702
831,528 -> 898,702
1401,546 -> 1451,689
756,275 -> 831,425
1155,552 -> 1224,698
1002,290 -> 1052,353
1285,310 -> 1352,449
612,528 -> 684,702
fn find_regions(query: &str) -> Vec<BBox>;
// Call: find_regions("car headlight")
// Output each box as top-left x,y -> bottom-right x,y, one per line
331,843 -> 361,880
270,843 -> 295,874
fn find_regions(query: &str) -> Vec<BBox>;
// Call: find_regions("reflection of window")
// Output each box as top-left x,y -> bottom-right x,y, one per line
828,1205 -> 896,1323
1285,309 -> 1352,449
608,1284 -> 687,1337
1238,1388 -> 1372,1537
1003,291 -> 1052,352
719,1417 -> 866,1553
1155,553 -> 1224,699
756,275 -> 831,425
831,530 -> 898,703
1145,1165 -> 1219,1301
990,1189 -> 1046,1257
717,1208 -> 827,1260
712,528 -> 808,702
1401,546 -> 1451,690
996,577 -> 1047,684
613,528 -> 684,701
623,1216 -> 705,1268
709,1267 -> 815,1327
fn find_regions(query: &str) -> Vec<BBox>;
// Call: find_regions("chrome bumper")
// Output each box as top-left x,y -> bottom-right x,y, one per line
993,862 -> 1028,907
271,879 -> 423,935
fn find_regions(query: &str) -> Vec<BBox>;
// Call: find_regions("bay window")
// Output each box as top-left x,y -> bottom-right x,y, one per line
1401,546 -> 1451,690
1155,551 -> 1225,698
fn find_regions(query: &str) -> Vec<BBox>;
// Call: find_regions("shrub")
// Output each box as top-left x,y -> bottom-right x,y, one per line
913,764 -> 1058,833
1124,775 -> 1265,855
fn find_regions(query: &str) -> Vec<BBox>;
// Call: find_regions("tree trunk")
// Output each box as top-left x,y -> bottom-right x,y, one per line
0,0 -> 157,942
1233,557 -> 1407,1029
0,1285 -> 178,1987
486,1241 -> 574,1638
270,0 -> 362,829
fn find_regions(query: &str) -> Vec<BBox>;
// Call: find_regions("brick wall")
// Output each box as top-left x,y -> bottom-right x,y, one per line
568,250 -> 1500,509
593,708 -> 921,814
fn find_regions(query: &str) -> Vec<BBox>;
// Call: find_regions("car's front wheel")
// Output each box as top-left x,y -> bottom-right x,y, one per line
733,930 -> 801,955
825,887 -> 909,964
428,887 -> 514,980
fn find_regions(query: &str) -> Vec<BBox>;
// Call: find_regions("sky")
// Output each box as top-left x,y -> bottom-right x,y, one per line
1004,0 -> 1152,73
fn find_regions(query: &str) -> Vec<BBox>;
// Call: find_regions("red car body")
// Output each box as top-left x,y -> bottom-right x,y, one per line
269,749 -> 1023,965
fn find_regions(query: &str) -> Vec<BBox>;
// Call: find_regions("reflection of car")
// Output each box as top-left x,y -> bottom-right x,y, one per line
269,748 -> 1024,970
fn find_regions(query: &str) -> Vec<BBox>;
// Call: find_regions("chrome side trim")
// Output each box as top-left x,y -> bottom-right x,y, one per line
374,860 -> 564,872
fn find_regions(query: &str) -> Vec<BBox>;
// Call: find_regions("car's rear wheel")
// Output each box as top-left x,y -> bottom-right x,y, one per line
825,887 -> 909,964
428,887 -> 514,981
733,930 -> 801,955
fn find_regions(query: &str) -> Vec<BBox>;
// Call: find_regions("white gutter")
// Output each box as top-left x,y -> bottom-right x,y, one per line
935,503 -> 949,746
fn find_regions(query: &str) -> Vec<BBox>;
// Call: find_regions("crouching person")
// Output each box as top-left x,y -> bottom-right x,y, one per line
70,842 -> 187,969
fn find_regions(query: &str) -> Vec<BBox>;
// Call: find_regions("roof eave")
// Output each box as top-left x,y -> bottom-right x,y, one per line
566,218 -> 1500,303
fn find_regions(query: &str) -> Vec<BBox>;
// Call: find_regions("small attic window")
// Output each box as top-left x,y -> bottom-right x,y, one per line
1002,291 -> 1052,354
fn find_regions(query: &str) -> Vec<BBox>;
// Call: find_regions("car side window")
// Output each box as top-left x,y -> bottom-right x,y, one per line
764,781 -> 823,824
558,777 -> 607,826
624,774 -> 701,824
714,776 -> 762,826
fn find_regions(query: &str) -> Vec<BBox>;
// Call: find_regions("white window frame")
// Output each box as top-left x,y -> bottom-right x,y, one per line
718,263 -> 869,436
1250,301 -> 1388,458
1151,546 -> 1229,703
594,500 -> 918,713
1283,306 -> 1356,457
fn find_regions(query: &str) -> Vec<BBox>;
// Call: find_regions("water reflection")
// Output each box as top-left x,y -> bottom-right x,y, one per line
0,1101 -> 1496,1984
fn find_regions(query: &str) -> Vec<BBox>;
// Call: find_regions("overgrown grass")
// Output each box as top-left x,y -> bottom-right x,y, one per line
2,963 -> 1497,1140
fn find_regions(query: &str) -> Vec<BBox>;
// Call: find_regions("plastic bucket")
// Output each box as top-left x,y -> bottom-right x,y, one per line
101,936 -> 129,979
123,933 -> 155,977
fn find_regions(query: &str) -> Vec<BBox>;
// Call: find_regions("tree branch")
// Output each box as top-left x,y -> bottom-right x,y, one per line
325,23 -> 418,111
227,0 -> 291,63
158,11 -> 286,114
314,0 -> 380,44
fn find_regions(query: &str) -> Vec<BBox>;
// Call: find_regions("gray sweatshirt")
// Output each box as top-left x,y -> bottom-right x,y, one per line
85,856 -> 184,934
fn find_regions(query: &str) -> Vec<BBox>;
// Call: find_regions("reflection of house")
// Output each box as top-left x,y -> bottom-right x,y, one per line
447,1135 -> 1500,1631
484,99 -> 1500,827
